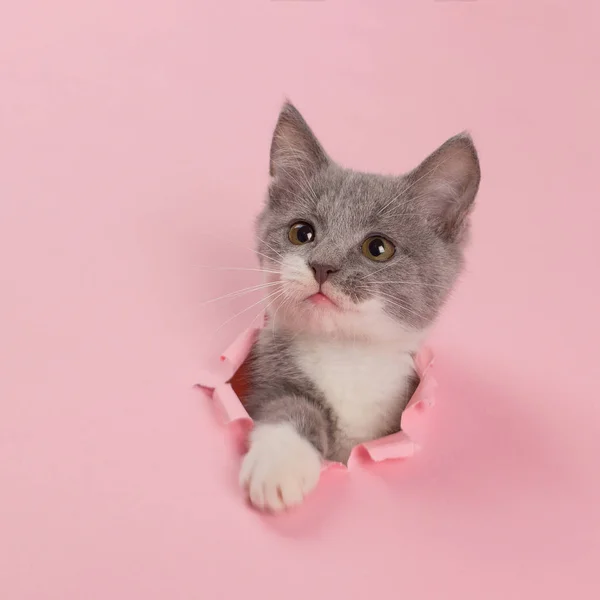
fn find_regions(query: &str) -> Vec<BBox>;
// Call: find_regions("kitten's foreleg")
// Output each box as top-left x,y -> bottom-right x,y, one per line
239,395 -> 328,512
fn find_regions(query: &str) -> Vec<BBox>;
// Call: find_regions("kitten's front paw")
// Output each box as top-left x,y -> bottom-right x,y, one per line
239,422 -> 322,512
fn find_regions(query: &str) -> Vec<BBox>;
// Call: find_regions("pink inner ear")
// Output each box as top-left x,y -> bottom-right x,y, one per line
405,134 -> 480,239
270,101 -> 329,179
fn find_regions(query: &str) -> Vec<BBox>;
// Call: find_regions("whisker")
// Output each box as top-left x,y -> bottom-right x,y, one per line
374,292 -> 430,323
255,235 -> 285,260
249,296 -> 275,330
255,249 -> 285,266
376,287 -> 432,312
212,288 -> 286,335
196,266 -> 281,275
378,190 -> 406,215
358,261 -> 398,280
262,289 -> 289,333
200,281 -> 282,306
249,290 -> 282,330
356,280 -> 447,289
270,288 -> 292,340
198,230 -> 285,268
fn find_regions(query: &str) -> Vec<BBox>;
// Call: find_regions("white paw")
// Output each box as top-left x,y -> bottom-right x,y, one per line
239,422 -> 322,512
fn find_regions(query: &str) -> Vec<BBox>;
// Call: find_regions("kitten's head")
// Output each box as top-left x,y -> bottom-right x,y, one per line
256,101 -> 480,344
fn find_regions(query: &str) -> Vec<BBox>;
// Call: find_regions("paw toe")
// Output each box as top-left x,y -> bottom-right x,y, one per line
248,478 -> 266,510
264,483 -> 286,512
278,479 -> 304,507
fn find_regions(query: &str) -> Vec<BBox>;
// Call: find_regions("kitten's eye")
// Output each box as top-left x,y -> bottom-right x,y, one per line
288,222 -> 315,245
362,236 -> 395,261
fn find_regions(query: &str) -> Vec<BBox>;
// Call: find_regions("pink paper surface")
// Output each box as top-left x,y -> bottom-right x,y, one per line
197,325 -> 436,468
1,2 -> 599,599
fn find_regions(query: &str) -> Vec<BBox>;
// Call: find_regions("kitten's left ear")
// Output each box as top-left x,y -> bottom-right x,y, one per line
405,133 -> 481,243
269,101 -> 329,182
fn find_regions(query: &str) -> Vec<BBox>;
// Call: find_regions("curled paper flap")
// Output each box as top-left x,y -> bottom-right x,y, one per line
196,328 -> 258,391
220,327 -> 259,374
347,431 -> 419,469
197,324 -> 437,470
213,384 -> 251,424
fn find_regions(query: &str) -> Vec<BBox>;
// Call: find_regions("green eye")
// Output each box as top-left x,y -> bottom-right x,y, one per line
362,236 -> 395,261
289,222 -> 315,245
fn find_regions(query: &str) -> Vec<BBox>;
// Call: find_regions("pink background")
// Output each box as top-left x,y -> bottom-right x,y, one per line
1,1 -> 599,598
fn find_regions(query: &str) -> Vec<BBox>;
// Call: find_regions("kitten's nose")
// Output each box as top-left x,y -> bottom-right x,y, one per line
310,263 -> 339,285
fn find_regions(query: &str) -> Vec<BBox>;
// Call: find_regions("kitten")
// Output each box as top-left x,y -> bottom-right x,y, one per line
239,102 -> 480,511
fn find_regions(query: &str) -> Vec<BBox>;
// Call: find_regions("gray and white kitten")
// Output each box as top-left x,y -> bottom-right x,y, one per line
239,102 -> 480,511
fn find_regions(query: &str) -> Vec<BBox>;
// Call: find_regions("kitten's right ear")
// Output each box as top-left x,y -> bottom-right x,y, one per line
404,133 -> 481,244
269,101 -> 329,181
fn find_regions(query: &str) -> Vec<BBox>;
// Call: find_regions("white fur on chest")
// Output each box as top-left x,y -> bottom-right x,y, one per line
293,338 -> 416,442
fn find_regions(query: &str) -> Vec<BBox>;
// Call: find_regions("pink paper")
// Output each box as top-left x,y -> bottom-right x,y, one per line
197,324 -> 437,469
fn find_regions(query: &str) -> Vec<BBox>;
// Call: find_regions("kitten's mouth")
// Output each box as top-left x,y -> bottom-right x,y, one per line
306,291 -> 338,308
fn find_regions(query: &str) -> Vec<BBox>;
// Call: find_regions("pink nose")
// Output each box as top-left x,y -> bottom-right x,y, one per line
310,263 -> 339,285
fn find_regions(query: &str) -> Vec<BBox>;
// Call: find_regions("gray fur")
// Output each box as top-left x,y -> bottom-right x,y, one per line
244,101 -> 480,463
245,331 -> 335,457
